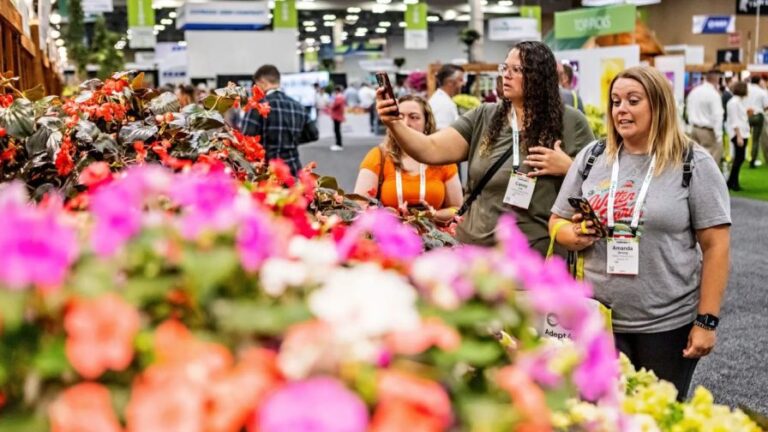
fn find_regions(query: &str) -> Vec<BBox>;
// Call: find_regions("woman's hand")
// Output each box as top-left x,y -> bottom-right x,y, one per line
736,136 -> 745,147
683,326 -> 716,358
375,88 -> 401,127
433,208 -> 459,226
525,140 -> 572,177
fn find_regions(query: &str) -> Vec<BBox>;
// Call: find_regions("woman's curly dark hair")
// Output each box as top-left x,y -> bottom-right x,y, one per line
479,41 -> 563,156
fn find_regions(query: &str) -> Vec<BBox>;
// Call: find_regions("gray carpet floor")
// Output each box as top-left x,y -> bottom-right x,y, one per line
301,137 -> 768,415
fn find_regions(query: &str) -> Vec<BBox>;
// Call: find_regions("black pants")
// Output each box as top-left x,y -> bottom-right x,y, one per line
614,323 -> 698,401
749,113 -> 764,165
333,120 -> 343,147
368,107 -> 375,132
728,136 -> 746,189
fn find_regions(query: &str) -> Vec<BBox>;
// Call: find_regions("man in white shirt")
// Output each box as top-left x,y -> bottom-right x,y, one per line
745,75 -> 768,167
429,64 -> 465,130
686,70 -> 724,166
358,83 -> 377,133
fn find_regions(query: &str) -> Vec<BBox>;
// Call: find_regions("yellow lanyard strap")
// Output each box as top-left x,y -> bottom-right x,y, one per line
546,219 -> 585,281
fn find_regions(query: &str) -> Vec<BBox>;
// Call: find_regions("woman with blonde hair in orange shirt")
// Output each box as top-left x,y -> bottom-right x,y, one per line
354,95 -> 463,224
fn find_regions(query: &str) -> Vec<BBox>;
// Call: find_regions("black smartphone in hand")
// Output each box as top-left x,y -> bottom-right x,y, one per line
375,72 -> 400,116
568,197 -> 608,237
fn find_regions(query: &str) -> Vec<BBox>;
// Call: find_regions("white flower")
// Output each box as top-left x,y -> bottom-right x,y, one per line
259,258 -> 309,296
309,263 -> 420,342
288,236 -> 338,267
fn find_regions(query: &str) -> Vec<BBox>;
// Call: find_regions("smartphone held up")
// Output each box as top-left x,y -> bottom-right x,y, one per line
375,72 -> 400,117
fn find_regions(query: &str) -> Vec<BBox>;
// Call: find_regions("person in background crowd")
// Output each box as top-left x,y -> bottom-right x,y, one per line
195,83 -> 210,102
376,41 -> 594,253
429,64 -> 465,131
358,82 -> 377,133
746,75 -> 768,168
314,83 -> 328,119
558,61 -> 584,113
354,95 -> 462,223
550,66 -> 731,401
344,83 -> 361,108
176,84 -> 196,107
726,81 -> 750,191
329,86 -> 346,151
686,70 -> 724,167
241,64 -> 310,176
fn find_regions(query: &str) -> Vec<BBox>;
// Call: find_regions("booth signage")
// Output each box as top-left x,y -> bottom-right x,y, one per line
128,0 -> 154,27
273,0 -> 297,29
488,17 -> 540,41
519,5 -> 541,31
405,2 -> 428,50
82,0 -> 113,14
692,15 -> 736,34
176,1 -> 270,31
736,0 -> 768,15
555,4 -> 636,39
717,48 -> 742,64
582,0 -> 660,5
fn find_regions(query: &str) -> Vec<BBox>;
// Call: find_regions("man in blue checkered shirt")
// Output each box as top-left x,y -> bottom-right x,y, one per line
240,65 -> 310,176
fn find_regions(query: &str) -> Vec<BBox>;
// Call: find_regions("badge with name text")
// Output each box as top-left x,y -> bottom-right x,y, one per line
606,237 -> 639,275
503,173 -> 536,209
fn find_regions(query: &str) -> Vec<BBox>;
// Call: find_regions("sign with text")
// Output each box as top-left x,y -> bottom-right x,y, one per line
273,0 -> 297,29
488,17 -> 540,41
83,0 -> 113,14
176,1 -> 270,31
519,5 -> 541,31
405,2 -> 428,50
736,0 -> 768,15
692,15 -> 736,34
555,4 -> 636,39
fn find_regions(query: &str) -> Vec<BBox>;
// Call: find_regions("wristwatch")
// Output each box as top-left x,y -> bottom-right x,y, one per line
694,314 -> 720,331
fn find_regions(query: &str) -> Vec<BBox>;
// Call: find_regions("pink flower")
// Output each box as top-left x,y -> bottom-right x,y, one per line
90,180 -> 143,256
171,170 -> 238,239
573,331 -> 619,401
256,377 -> 368,432
0,183 -> 78,290
49,383 -> 122,432
237,211 -> 273,272
336,209 -> 422,261
64,294 -> 140,379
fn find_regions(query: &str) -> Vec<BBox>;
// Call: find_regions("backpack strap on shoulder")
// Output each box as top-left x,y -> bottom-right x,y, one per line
682,142 -> 695,188
582,139 -> 606,181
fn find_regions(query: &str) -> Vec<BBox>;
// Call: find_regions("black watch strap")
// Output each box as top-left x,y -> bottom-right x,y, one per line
694,314 -> 720,330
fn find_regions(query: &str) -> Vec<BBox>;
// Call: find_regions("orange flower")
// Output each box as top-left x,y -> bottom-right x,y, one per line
49,382 -> 122,432
370,400 -> 444,432
376,370 -> 452,429
64,294 -> 140,379
126,374 -> 205,432
385,317 -> 461,356
497,366 -> 551,432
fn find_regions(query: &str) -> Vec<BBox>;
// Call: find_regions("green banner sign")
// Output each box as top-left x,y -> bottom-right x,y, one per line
520,5 -> 541,32
555,4 -> 635,39
128,0 -> 155,27
405,3 -> 427,30
273,0 -> 297,29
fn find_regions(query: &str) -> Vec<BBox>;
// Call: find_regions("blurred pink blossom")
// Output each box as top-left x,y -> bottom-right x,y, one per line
171,170 -> 238,239
336,209 -> 422,261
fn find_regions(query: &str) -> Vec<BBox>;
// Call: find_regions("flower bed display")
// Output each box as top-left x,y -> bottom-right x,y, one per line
0,72 -> 763,431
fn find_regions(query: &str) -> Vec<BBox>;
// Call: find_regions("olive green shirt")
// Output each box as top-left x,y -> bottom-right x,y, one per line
451,104 -> 594,255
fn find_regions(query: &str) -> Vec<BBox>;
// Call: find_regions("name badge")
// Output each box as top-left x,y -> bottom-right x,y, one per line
606,237 -> 639,275
503,173 -> 536,209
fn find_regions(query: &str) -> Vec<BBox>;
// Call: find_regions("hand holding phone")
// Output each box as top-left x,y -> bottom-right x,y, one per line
568,197 -> 608,238
375,72 -> 400,117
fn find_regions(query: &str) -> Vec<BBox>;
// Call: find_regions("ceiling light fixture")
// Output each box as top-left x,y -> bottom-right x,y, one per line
347,7 -> 361,13
372,5 -> 386,13
375,27 -> 387,33
305,26 -> 317,32
427,16 -> 439,22
322,14 -> 336,20
443,9 -> 457,20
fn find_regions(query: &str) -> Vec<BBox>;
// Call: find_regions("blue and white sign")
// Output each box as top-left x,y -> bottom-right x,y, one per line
488,17 -> 541,41
692,15 -> 736,34
176,1 -> 270,31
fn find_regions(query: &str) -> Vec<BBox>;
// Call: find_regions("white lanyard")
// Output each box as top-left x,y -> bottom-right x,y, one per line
395,164 -> 426,207
510,109 -> 520,171
607,147 -> 656,236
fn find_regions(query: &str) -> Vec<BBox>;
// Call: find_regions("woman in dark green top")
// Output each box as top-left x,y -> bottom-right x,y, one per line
376,41 -> 594,255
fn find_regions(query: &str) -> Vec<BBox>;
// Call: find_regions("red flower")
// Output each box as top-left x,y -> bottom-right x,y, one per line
0,141 -> 17,165
256,102 -> 271,117
133,141 -> 147,163
375,370 -> 453,429
244,86 -> 270,118
251,85 -> 265,102
55,136 -> 75,177
269,159 -> 294,186
0,94 -> 13,108
78,162 -> 113,190
49,383 -> 122,432
0,127 -> 7,137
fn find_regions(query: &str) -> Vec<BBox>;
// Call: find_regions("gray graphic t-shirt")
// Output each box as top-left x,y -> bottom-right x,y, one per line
552,144 -> 731,333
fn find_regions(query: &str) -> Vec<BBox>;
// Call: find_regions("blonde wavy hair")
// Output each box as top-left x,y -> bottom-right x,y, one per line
382,94 -> 437,170
605,66 -> 689,175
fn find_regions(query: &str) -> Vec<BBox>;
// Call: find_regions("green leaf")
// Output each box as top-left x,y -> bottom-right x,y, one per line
0,290 -> 28,331
122,276 -> 175,306
131,72 -> 146,90
69,257 -> 115,297
202,94 -> 236,114
22,84 -> 45,102
316,176 -> 340,190
93,133 -> 120,156
211,299 -> 311,336
33,337 -> 71,379
118,121 -> 158,145
0,98 -> 35,138
458,396 -> 517,431
75,119 -> 100,143
33,96 -> 59,117
227,147 -> 257,177
0,413 -> 48,432
435,338 -> 503,367
148,92 -> 181,115
187,110 -> 226,130
180,247 -> 239,302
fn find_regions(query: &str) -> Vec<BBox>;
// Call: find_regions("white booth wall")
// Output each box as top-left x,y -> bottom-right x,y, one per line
185,29 -> 300,79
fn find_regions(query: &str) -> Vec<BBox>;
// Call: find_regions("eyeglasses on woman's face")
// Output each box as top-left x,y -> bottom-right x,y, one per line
498,63 -> 524,77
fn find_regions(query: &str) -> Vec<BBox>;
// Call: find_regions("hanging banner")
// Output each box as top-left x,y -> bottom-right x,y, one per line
128,0 -> 155,48
488,17 -> 540,41
555,4 -> 636,39
156,42 -> 188,87
176,1 -> 270,31
273,0 -> 297,29
405,2 -> 428,50
692,15 -> 736,34
519,5 -> 541,32
82,0 -> 113,14
736,0 -> 768,15
582,0 -> 660,5
38,0 -> 51,49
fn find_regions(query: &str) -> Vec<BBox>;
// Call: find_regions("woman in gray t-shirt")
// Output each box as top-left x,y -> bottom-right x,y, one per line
550,66 -> 731,400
